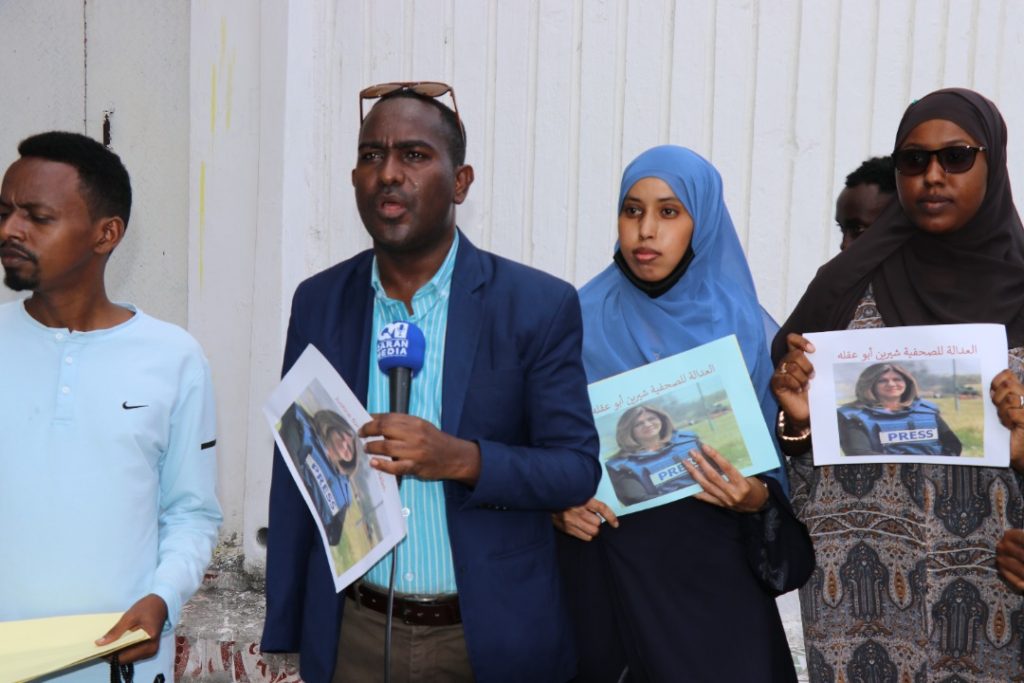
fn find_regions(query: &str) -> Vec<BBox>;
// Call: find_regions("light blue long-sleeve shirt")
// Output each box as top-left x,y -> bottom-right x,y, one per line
0,301 -> 222,682
363,233 -> 458,594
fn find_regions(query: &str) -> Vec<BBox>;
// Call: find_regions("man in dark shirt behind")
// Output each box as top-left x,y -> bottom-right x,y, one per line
836,155 -> 897,250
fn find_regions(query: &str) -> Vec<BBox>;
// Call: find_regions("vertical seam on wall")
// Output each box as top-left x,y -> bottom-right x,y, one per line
522,0 -> 539,264
938,0 -> 950,85
966,0 -> 979,88
483,0 -> 498,249
994,0 -> 1007,103
404,0 -> 414,78
445,0 -> 455,81
250,4 -> 266,347
819,1 -> 842,281
704,1 -> 716,155
612,0 -> 628,204
565,0 -> 583,282
82,0 -> 88,131
243,0 -> 267,494
660,0 -> 676,144
740,0 -> 761,253
903,0 -> 916,103
779,0 -> 804,315
363,0 -> 372,84
321,1 -> 334,265
866,0 -> 880,147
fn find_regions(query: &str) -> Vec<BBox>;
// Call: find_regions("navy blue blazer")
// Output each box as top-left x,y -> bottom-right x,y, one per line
260,234 -> 601,682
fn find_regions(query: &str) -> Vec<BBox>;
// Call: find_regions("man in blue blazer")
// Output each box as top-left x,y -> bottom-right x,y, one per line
260,83 -> 600,682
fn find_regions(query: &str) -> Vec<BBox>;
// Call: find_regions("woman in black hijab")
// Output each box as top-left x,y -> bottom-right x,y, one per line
772,88 -> 1024,682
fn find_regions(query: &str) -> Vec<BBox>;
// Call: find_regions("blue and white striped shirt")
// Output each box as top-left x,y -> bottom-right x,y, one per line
363,232 -> 459,595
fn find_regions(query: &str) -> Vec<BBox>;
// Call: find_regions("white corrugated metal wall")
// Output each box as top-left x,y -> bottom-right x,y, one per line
223,0 -> 1024,563
0,0 -> 190,324
3,0 -> 1022,560
317,0 -> 1024,322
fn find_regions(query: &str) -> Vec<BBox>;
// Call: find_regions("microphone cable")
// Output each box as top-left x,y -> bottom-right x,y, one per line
375,321 -> 424,683
385,545 -> 398,683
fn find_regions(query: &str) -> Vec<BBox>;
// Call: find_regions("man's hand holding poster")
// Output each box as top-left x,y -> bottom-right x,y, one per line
263,345 -> 406,592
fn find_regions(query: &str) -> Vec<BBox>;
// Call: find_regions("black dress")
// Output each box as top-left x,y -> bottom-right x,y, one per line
558,477 -> 813,682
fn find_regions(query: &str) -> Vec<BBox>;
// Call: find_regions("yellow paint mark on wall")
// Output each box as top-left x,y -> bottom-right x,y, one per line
220,17 -> 227,66
226,49 -> 235,130
210,64 -> 218,135
199,160 -> 206,288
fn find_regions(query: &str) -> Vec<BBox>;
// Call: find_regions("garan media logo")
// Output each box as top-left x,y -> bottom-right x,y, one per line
378,322 -> 411,340
377,322 -> 411,357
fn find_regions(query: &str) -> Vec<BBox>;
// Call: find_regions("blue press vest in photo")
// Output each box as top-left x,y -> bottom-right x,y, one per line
606,430 -> 702,505
838,399 -> 950,456
280,404 -> 352,544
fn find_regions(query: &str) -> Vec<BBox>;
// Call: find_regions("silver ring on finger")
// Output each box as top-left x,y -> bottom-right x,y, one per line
1018,393 -> 1024,409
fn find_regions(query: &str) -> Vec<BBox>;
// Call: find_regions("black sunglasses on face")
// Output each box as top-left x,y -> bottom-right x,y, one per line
893,145 -> 987,176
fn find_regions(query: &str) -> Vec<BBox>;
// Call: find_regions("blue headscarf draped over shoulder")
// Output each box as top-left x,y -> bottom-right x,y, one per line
579,145 -> 786,487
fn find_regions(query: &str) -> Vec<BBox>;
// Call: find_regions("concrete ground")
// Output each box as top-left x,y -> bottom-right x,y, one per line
175,545 -> 299,682
778,590 -> 808,682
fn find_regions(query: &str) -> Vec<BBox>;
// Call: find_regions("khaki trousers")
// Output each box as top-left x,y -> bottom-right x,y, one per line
333,595 -> 474,682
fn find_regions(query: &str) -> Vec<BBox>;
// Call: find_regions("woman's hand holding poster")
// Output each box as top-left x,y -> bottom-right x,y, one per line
804,323 -> 1009,467
587,335 -> 779,517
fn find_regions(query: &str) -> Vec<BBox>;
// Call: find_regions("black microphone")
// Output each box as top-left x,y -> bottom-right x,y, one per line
376,321 -> 426,414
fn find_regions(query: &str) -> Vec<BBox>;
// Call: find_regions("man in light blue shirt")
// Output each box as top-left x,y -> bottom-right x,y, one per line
0,132 -> 222,682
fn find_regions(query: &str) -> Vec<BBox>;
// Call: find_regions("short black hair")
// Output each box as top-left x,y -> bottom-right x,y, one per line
17,131 -> 132,228
369,90 -> 467,166
845,155 -> 896,193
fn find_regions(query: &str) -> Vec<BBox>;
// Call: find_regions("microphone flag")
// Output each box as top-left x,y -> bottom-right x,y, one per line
376,322 -> 426,414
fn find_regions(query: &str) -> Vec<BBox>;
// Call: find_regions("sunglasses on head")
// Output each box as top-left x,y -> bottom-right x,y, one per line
358,81 -> 463,138
893,145 -> 987,176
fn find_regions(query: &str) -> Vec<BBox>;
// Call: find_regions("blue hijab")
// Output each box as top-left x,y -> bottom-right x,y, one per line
579,145 -> 786,486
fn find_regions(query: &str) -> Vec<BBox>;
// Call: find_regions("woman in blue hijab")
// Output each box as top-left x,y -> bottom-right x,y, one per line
554,146 -> 812,682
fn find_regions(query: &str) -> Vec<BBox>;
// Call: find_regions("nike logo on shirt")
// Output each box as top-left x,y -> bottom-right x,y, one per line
122,402 -> 148,410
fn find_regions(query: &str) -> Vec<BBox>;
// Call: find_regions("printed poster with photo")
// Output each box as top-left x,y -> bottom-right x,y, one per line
263,344 -> 406,592
804,324 -> 1009,467
588,335 -> 780,517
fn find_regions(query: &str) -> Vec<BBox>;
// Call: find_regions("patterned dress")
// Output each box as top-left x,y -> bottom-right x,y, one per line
790,289 -> 1024,682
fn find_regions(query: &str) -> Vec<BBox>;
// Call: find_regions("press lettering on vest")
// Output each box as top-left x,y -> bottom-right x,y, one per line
879,428 -> 938,444
650,462 -> 689,486
305,454 -> 339,515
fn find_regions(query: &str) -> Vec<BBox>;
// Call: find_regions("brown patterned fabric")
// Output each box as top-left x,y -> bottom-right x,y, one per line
790,289 -> 1024,683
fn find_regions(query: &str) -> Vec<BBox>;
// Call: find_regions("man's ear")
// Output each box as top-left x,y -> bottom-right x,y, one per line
453,164 -> 474,205
94,217 -> 126,256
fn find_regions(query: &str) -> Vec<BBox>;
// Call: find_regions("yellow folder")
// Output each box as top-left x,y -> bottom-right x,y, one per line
0,612 -> 150,682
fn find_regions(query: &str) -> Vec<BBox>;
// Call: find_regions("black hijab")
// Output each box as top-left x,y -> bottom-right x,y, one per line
772,88 -> 1024,362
